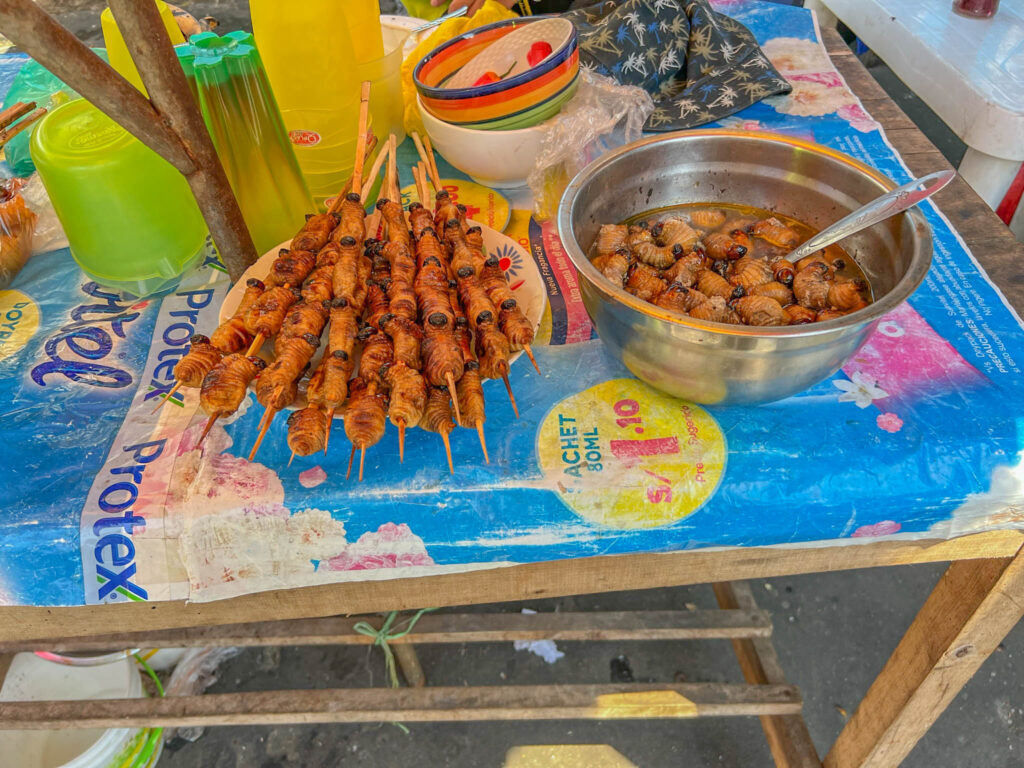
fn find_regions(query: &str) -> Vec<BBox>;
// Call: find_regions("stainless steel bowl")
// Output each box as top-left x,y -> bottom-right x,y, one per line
556,129 -> 933,405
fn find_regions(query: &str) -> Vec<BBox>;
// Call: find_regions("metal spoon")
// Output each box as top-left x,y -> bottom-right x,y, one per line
411,6 -> 469,33
784,169 -> 955,264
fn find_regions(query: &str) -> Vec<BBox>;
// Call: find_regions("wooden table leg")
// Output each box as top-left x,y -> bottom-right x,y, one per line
0,653 -> 13,689
825,546 -> 1024,768
714,582 -> 821,768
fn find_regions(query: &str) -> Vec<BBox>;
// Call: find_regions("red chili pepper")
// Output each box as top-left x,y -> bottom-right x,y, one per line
527,41 -> 553,68
474,71 -> 501,86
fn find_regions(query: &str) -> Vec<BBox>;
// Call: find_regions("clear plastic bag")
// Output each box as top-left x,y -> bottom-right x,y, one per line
528,70 -> 654,222
1,51 -> 108,177
0,177 -> 37,288
161,646 -> 240,743
19,173 -> 66,256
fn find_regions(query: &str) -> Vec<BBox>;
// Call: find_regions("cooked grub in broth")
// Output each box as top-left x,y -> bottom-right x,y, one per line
590,203 -> 872,326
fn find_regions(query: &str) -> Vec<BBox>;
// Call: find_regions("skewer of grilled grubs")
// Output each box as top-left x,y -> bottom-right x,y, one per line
196,353 -> 266,446
153,278 -> 265,413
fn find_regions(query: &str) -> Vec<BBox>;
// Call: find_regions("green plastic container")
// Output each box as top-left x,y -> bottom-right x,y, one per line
30,99 -> 208,297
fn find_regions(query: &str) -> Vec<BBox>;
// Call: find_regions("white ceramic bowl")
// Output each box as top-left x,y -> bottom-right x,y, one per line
418,95 -> 545,189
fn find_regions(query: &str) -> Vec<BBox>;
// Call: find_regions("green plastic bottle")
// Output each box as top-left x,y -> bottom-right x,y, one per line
30,99 -> 208,297
178,31 -> 314,255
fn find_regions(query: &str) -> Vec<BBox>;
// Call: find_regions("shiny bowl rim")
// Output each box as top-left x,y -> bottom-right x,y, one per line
556,128 -> 933,339
413,15 -> 577,100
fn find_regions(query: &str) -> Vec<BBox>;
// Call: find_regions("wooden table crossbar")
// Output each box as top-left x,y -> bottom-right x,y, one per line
0,582 -> 823,767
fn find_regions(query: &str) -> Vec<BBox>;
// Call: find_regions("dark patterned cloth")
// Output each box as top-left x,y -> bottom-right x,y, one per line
565,0 -> 792,131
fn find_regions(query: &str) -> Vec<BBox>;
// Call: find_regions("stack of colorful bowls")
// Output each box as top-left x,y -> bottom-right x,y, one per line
413,16 -> 578,188
414,16 -> 578,130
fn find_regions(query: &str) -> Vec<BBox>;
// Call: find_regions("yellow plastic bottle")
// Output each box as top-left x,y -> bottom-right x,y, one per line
100,2 -> 185,95
250,0 -> 384,209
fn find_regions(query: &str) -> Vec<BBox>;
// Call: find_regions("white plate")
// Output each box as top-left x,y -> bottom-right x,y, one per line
219,219 -> 546,406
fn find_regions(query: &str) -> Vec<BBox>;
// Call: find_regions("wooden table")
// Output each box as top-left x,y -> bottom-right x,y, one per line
808,0 -> 1024,238
2,28 -> 1023,768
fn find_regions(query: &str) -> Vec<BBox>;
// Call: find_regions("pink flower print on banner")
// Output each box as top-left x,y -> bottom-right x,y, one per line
298,465 -> 327,489
789,71 -> 844,89
837,102 -> 879,133
326,523 -> 435,571
842,302 -> 987,406
876,413 -> 904,433
852,520 -> 902,537
760,38 -> 878,133
717,116 -> 766,131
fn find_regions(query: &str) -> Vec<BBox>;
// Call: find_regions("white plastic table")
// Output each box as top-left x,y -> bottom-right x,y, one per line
806,0 -> 1024,239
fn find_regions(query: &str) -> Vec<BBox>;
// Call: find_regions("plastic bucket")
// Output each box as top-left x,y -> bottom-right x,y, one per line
0,653 -> 162,768
30,99 -> 208,298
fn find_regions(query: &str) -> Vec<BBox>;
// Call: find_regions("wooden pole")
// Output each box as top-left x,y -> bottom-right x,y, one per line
0,0 -> 192,171
825,549 -> 1024,768
107,0 -> 257,282
714,582 -> 820,768
0,0 -> 259,282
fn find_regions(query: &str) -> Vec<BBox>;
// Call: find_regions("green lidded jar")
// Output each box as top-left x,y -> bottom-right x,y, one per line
30,99 -> 208,297
178,31 -> 313,254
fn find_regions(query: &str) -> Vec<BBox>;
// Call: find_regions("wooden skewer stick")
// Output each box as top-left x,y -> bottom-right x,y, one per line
288,451 -> 296,468
151,379 -> 184,414
413,162 -> 423,205
325,83 -> 374,214
411,163 -> 423,205
326,137 -> 378,214
411,131 -> 441,191
245,332 -> 265,357
359,446 -> 366,482
346,445 -> 356,480
362,144 -> 387,238
476,421 -> 489,464
422,133 -> 441,191
398,419 -> 406,463
197,413 -> 219,447
502,374 -> 520,418
324,408 -> 336,456
362,141 -> 390,202
445,371 -> 463,425
387,133 -> 400,202
410,132 -> 432,188
0,101 -> 35,129
421,163 -> 432,206
441,432 -> 454,475
351,81 -> 372,199
523,344 -> 541,375
248,406 -> 278,461
0,107 -> 45,149
419,163 -> 433,208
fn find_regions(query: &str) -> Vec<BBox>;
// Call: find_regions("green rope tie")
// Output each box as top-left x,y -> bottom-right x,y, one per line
353,608 -> 436,689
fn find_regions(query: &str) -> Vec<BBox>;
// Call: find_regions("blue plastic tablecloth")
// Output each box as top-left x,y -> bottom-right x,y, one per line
1,2 -> 1022,606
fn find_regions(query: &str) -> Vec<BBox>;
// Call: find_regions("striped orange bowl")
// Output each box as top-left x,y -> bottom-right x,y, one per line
413,16 -> 579,126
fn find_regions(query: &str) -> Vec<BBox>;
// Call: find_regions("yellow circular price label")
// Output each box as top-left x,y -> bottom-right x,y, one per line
537,379 -> 726,529
0,289 -> 39,362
